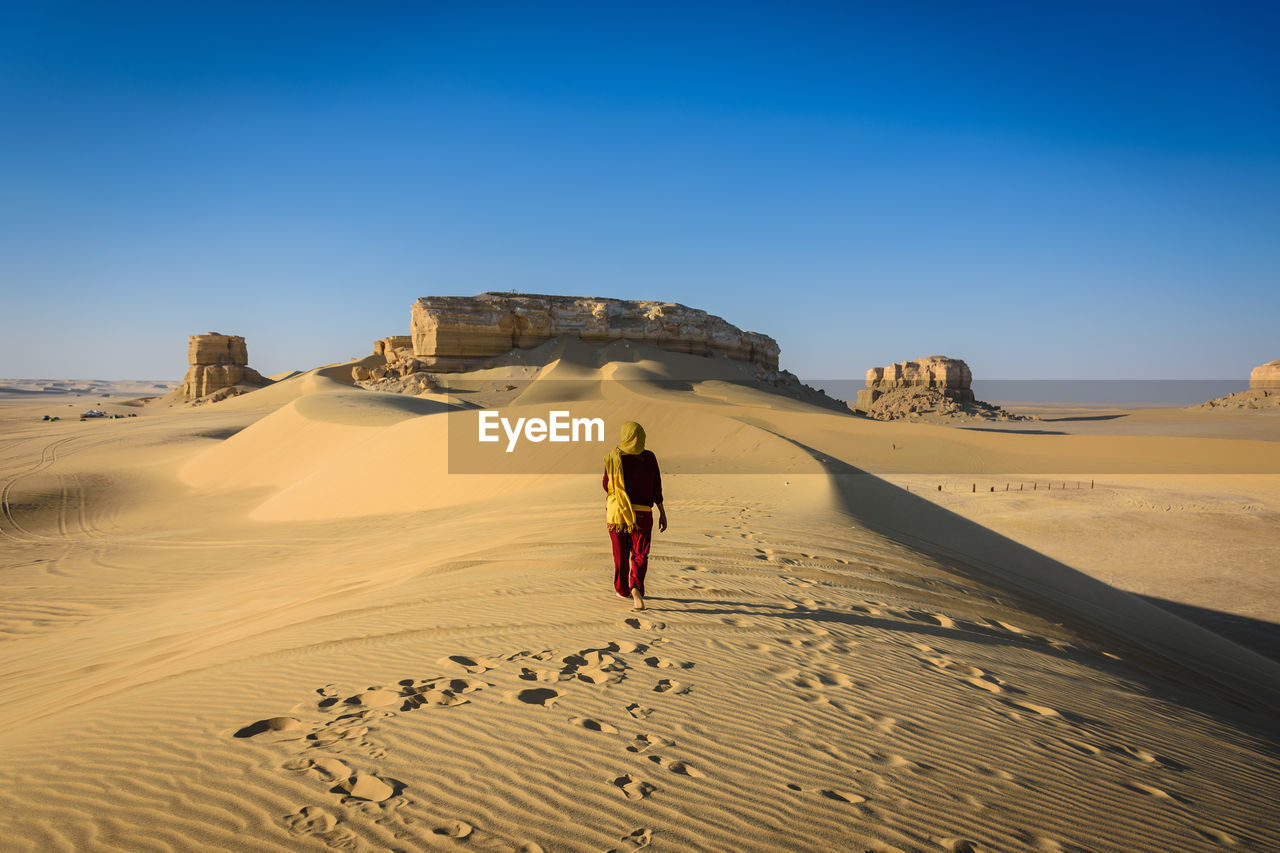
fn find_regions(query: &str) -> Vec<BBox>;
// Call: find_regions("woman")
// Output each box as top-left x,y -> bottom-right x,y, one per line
603,421 -> 668,611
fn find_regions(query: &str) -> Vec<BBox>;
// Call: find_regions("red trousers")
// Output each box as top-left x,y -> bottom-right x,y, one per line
610,512 -> 653,597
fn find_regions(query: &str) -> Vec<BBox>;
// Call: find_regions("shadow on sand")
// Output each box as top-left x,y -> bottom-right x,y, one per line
957,427 -> 1068,435
733,430 -> 1280,738
1136,595 -> 1280,664
1038,413 -> 1129,423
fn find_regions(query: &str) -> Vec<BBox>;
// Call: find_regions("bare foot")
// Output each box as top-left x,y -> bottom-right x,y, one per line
631,590 -> 646,611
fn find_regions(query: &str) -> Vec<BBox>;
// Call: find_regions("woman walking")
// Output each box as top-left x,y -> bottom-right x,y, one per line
603,421 -> 667,611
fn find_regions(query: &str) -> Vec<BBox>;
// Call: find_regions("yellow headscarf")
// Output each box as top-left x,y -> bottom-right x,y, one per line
604,421 -> 646,531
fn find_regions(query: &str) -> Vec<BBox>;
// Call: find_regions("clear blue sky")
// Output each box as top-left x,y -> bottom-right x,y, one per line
2,1 -> 1277,380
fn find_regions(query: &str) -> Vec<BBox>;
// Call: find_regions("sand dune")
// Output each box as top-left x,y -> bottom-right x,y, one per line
2,346 -> 1278,851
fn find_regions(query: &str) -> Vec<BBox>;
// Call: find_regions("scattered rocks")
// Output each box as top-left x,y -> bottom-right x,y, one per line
1193,389 -> 1280,410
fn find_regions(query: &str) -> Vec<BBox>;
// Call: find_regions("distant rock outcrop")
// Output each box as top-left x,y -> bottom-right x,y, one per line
857,356 -> 973,410
1193,360 -> 1280,410
181,333 -> 270,403
409,293 -> 779,372
854,356 -> 1020,421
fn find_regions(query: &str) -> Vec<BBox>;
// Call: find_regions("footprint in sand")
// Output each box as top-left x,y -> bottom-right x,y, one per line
335,772 -> 397,802
626,703 -> 652,720
785,783 -> 866,804
306,724 -> 371,748
284,805 -> 338,834
513,687 -> 559,707
792,670 -> 854,689
907,609 -> 957,629
648,755 -> 705,777
234,716 -> 305,738
1124,781 -> 1191,804
577,668 -> 615,685
565,650 -> 621,668
612,774 -> 657,800
1193,826 -> 1237,846
345,688 -> 403,708
439,654 -> 497,674
283,805 -> 359,849
608,828 -> 653,852
626,733 -> 674,754
608,640 -> 648,654
923,656 -> 1010,695
653,678 -> 689,694
1105,744 -> 1189,771
519,667 -> 559,682
1003,699 -> 1061,718
644,656 -> 693,669
403,687 -> 469,709
963,675 -> 1005,694
938,839 -> 983,853
569,716 -> 619,734
283,756 -> 352,783
624,617 -> 665,630
433,820 -> 474,839
447,678 -> 488,694
562,650 -> 626,685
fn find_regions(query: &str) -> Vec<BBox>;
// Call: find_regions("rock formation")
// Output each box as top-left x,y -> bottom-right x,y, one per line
854,356 -> 1019,421
1193,361 -> 1280,410
408,293 -> 779,372
1251,360 -> 1280,390
373,336 -> 414,363
856,356 -> 974,410
354,336 -> 432,388
181,333 -> 270,402
356,293 -> 846,412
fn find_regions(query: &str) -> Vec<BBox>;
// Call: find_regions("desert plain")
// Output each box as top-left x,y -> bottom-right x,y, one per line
1,344 -> 1279,853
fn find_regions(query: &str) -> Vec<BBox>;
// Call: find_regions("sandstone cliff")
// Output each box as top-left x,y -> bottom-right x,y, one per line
409,293 -> 779,372
181,333 -> 270,402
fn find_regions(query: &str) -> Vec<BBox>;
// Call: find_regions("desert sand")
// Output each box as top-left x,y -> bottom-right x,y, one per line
1,346 -> 1279,852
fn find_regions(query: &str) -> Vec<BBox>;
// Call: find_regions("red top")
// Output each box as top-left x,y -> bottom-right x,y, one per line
602,450 -> 664,507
